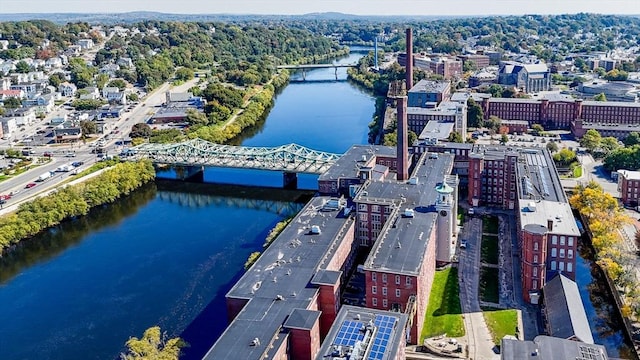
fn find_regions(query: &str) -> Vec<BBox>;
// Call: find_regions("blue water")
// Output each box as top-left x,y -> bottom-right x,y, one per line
0,52 -> 375,359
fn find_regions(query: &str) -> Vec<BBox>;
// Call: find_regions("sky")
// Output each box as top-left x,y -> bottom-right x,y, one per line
2,0 -> 640,16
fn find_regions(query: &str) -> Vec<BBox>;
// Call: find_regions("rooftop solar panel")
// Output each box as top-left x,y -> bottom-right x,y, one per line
367,315 -> 398,360
333,320 -> 365,347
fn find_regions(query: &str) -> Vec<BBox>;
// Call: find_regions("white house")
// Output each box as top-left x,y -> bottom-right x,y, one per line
76,39 -> 94,50
59,82 -> 77,97
5,107 -> 36,126
0,117 -> 17,139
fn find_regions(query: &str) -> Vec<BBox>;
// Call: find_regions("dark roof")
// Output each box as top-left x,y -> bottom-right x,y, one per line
362,152 -> 454,275
204,196 -> 354,360
283,309 -> 321,331
311,269 -> 341,286
318,145 -> 396,181
543,273 -> 593,344
501,335 -> 608,360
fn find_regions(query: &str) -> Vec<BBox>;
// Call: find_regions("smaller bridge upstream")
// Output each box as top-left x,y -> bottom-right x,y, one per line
276,63 -> 358,80
128,139 -> 342,187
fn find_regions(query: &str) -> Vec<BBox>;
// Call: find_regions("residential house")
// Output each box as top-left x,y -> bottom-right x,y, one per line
59,82 -> 77,97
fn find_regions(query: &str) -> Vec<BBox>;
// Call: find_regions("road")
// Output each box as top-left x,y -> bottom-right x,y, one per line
0,78 -> 200,206
457,214 -> 500,360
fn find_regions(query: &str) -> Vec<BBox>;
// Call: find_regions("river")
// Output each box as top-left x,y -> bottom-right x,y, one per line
0,51 -> 374,360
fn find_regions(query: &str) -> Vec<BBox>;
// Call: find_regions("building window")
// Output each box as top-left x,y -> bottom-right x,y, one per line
382,274 -> 387,283
551,261 -> 556,270
372,298 -> 377,307
372,205 -> 380,213
533,255 -> 538,263
532,280 -> 538,290
568,237 -> 574,247
406,277 -> 412,286
551,248 -> 556,257
560,236 -> 566,246
568,250 -> 573,259
372,286 -> 377,294
560,249 -> 565,258
533,242 -> 538,251
372,272 -> 376,282
382,287 -> 387,296
533,267 -> 538,277
551,236 -> 557,245
559,262 -> 565,271
395,275 -> 400,285
358,204 -> 367,211
382,299 -> 388,308
396,289 -> 401,298
567,262 -> 573,272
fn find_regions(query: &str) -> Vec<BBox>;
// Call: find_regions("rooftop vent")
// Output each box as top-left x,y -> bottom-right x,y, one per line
408,177 -> 419,185
251,338 -> 260,346
310,225 -> 321,235
527,202 -> 537,212
275,294 -> 284,301
404,209 -> 415,218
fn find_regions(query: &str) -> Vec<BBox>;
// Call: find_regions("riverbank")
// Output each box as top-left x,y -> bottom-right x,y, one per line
0,160 -> 155,256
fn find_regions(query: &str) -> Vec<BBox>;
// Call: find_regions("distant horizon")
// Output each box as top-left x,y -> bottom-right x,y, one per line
3,0 -> 640,16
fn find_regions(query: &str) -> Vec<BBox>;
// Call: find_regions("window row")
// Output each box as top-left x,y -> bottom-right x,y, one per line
371,286 -> 403,298
371,273 -> 412,286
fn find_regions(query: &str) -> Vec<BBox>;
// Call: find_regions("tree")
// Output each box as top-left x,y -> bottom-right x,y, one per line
120,326 -> 185,360
531,124 -> 544,136
3,97 -> 21,109
14,60 -> 31,73
546,141 -> 559,153
447,131 -> 463,143
467,98 -> 484,128
500,133 -> 509,145
601,136 -> 621,155
185,109 -> 208,126
96,73 -> 110,89
580,129 -> 602,152
49,72 -> 66,88
175,67 -> 194,81
623,132 -> 640,147
108,79 -> 127,91
593,92 -> 607,102
486,116 -> 502,133
130,123 -> 152,139
553,148 -> 577,166
127,93 -> 139,102
79,120 -> 97,137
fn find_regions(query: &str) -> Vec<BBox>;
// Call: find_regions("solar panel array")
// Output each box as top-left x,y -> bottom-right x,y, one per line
333,320 -> 365,347
367,315 -> 398,360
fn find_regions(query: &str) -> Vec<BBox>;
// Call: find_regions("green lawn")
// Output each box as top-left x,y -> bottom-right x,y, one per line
479,267 -> 499,303
481,235 -> 499,265
420,267 -> 465,342
572,165 -> 582,178
482,215 -> 499,234
482,308 -> 518,344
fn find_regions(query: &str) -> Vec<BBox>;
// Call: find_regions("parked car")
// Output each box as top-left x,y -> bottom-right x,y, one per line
43,152 -> 53,157
25,183 -> 37,189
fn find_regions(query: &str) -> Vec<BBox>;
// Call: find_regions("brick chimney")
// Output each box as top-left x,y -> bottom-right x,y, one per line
397,96 -> 409,181
406,28 -> 413,91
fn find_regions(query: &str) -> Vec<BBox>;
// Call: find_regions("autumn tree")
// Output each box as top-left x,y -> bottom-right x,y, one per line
120,326 -> 185,360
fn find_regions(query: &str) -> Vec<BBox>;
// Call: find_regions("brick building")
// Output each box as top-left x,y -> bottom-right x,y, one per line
459,54 -> 491,69
617,170 -> 640,208
407,79 -> 451,107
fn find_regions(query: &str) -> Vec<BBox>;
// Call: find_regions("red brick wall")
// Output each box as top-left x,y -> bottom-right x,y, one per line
316,283 -> 340,338
521,229 -> 547,303
225,297 -> 249,322
288,320 -> 321,360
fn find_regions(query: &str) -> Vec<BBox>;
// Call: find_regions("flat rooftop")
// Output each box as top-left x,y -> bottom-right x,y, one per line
318,145 -> 396,182
408,79 -> 450,94
315,305 -> 408,360
362,152 -> 454,275
418,121 -> 454,141
619,169 -> 640,181
501,335 -> 609,360
204,196 -> 354,360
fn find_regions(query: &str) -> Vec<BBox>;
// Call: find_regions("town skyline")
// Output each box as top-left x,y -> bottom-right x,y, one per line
3,0 -> 640,16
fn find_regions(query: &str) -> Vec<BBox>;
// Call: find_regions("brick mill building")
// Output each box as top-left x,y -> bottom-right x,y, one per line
617,169 -> 640,208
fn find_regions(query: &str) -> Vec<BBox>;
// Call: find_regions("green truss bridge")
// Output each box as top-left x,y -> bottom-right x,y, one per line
128,139 -> 342,176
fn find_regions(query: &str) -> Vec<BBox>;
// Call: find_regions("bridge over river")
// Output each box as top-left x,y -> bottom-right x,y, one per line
276,63 -> 357,80
128,139 -> 342,186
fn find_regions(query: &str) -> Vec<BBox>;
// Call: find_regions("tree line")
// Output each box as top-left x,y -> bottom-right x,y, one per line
0,160 -> 155,254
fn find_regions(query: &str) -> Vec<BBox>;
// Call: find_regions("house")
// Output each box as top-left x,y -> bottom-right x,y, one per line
3,107 -> 36,126
0,89 -> 24,100
79,86 -> 101,100
22,94 -> 55,114
59,82 -> 77,97
497,61 -> 551,93
0,117 -> 17,139
116,57 -> 134,68
76,39 -> 94,50
100,63 -> 120,76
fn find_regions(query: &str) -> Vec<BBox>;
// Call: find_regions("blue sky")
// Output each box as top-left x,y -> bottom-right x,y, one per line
3,0 -> 640,15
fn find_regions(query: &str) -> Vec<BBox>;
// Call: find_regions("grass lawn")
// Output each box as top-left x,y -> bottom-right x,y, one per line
482,215 -> 499,234
481,235 -> 499,265
420,267 -> 465,343
572,165 -> 582,178
482,308 -> 518,344
479,267 -> 499,303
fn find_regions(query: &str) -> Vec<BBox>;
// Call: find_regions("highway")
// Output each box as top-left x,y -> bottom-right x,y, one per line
0,78 -> 199,208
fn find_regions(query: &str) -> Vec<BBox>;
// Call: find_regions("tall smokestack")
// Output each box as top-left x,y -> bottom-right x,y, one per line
405,28 -> 413,91
396,95 -> 409,181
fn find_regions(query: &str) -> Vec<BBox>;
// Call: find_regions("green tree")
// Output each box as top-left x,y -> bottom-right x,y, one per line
130,123 -> 152,139
447,131 -> 463,143
185,109 -> 208,126
486,116 -> 502,133
553,148 -> 577,166
79,120 -> 97,137
96,73 -> 110,89
500,133 -> 509,145
601,136 -> 621,154
467,98 -> 484,128
3,97 -> 21,109
121,326 -> 185,360
531,124 -> 544,136
546,141 -> 559,153
127,93 -> 139,102
108,79 -> 127,91
175,67 -> 194,81
14,60 -> 31,73
580,129 -> 602,152
49,72 -> 66,88
593,93 -> 607,102
623,132 -> 640,147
